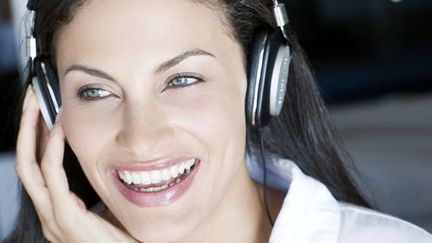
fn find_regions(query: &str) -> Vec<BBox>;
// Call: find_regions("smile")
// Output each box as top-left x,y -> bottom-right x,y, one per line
112,158 -> 201,207
117,159 -> 197,192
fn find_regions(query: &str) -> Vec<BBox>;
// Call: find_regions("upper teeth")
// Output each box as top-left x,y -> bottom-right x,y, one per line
118,159 -> 196,185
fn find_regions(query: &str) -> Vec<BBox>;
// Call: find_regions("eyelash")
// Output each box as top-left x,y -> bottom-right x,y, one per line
78,86 -> 113,100
77,73 -> 204,101
163,73 -> 204,91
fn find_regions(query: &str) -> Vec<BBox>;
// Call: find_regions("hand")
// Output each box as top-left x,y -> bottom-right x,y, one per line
16,87 -> 138,243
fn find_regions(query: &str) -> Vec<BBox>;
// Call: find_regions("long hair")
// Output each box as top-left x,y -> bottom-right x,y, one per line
5,0 -> 369,242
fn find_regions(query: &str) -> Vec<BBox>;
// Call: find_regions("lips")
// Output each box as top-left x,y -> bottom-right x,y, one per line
111,158 -> 200,207
118,158 -> 196,187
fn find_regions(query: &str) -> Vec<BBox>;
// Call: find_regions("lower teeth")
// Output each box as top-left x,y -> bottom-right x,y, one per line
136,180 -> 177,192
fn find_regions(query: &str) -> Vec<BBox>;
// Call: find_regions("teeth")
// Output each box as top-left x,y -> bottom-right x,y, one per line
140,171 -> 151,185
185,159 -> 195,172
179,163 -> 186,174
160,184 -> 168,190
125,171 -> 132,184
150,170 -> 162,184
161,169 -> 171,181
118,171 -> 125,181
132,173 -> 141,184
118,159 -> 197,186
185,158 -> 195,168
170,165 -> 179,178
138,184 -> 169,192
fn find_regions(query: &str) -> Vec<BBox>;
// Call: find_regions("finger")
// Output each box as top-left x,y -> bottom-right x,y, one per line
16,87 -> 52,206
39,214 -> 61,243
40,121 -> 69,200
34,201 -> 62,239
41,224 -> 60,243
39,121 -> 80,229
16,88 -> 63,235
36,111 -> 51,162
16,87 -> 39,178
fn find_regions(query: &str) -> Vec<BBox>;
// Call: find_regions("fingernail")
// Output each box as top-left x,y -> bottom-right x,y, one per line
22,86 -> 34,111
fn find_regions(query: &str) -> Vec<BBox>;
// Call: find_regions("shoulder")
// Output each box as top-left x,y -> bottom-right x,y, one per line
337,202 -> 432,243
249,157 -> 432,242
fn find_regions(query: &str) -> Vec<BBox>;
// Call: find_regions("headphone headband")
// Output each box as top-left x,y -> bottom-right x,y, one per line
272,1 -> 290,40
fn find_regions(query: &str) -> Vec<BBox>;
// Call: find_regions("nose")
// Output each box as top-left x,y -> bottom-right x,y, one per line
115,101 -> 175,156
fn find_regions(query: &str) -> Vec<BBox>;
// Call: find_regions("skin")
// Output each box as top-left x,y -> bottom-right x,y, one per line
16,0 -> 284,242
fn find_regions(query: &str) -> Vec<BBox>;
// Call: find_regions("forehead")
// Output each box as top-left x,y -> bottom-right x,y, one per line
55,0 -> 238,75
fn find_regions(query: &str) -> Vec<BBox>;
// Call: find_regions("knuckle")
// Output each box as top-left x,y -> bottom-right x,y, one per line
41,225 -> 49,235
49,126 -> 61,138
41,226 -> 56,242
15,164 -> 23,178
40,158 -> 52,172
54,214 -> 72,233
19,113 -> 33,127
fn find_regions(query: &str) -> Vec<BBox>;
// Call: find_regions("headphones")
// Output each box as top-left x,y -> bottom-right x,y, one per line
26,0 -> 291,130
26,0 -> 61,130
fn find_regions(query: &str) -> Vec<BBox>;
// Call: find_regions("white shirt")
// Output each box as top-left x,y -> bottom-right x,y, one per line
247,155 -> 432,243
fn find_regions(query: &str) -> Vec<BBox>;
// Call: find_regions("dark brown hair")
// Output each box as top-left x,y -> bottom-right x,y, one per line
5,0 -> 369,242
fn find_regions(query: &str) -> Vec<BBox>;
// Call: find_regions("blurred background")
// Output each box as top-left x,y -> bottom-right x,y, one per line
283,0 -> 432,233
1,0 -> 431,239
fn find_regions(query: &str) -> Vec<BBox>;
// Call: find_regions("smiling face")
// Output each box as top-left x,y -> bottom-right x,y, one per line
55,0 -> 258,241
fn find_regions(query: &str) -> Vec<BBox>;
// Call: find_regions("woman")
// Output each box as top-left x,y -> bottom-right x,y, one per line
5,0 -> 432,242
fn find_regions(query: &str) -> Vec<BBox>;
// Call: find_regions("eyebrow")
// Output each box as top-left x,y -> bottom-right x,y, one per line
155,48 -> 215,73
63,65 -> 115,81
63,48 -> 216,80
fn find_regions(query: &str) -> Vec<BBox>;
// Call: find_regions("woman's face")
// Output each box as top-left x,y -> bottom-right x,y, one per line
56,0 -> 249,241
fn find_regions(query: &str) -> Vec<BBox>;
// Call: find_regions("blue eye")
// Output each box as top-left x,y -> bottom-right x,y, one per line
166,74 -> 203,89
78,87 -> 112,100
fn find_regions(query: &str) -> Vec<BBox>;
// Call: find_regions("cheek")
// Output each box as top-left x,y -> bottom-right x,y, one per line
60,78 -> 247,181
169,86 -> 248,201
169,87 -> 246,151
61,104 -> 115,173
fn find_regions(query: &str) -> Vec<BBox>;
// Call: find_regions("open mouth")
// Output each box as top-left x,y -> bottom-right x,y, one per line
116,158 -> 198,193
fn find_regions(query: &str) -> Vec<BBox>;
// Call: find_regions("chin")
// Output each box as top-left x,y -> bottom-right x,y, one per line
115,206 -> 201,243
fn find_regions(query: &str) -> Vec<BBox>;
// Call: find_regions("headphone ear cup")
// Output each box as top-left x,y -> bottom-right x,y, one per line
246,30 -> 290,127
32,57 -> 61,130
261,32 -> 291,122
246,31 -> 270,127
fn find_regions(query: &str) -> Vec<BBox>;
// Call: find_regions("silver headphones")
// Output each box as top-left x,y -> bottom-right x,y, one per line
26,0 -> 292,129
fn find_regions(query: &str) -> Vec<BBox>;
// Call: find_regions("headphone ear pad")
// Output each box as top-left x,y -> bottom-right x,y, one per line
32,57 -> 61,129
246,31 -> 269,127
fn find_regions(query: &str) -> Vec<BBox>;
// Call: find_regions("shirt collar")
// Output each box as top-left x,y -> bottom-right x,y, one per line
247,154 -> 342,243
